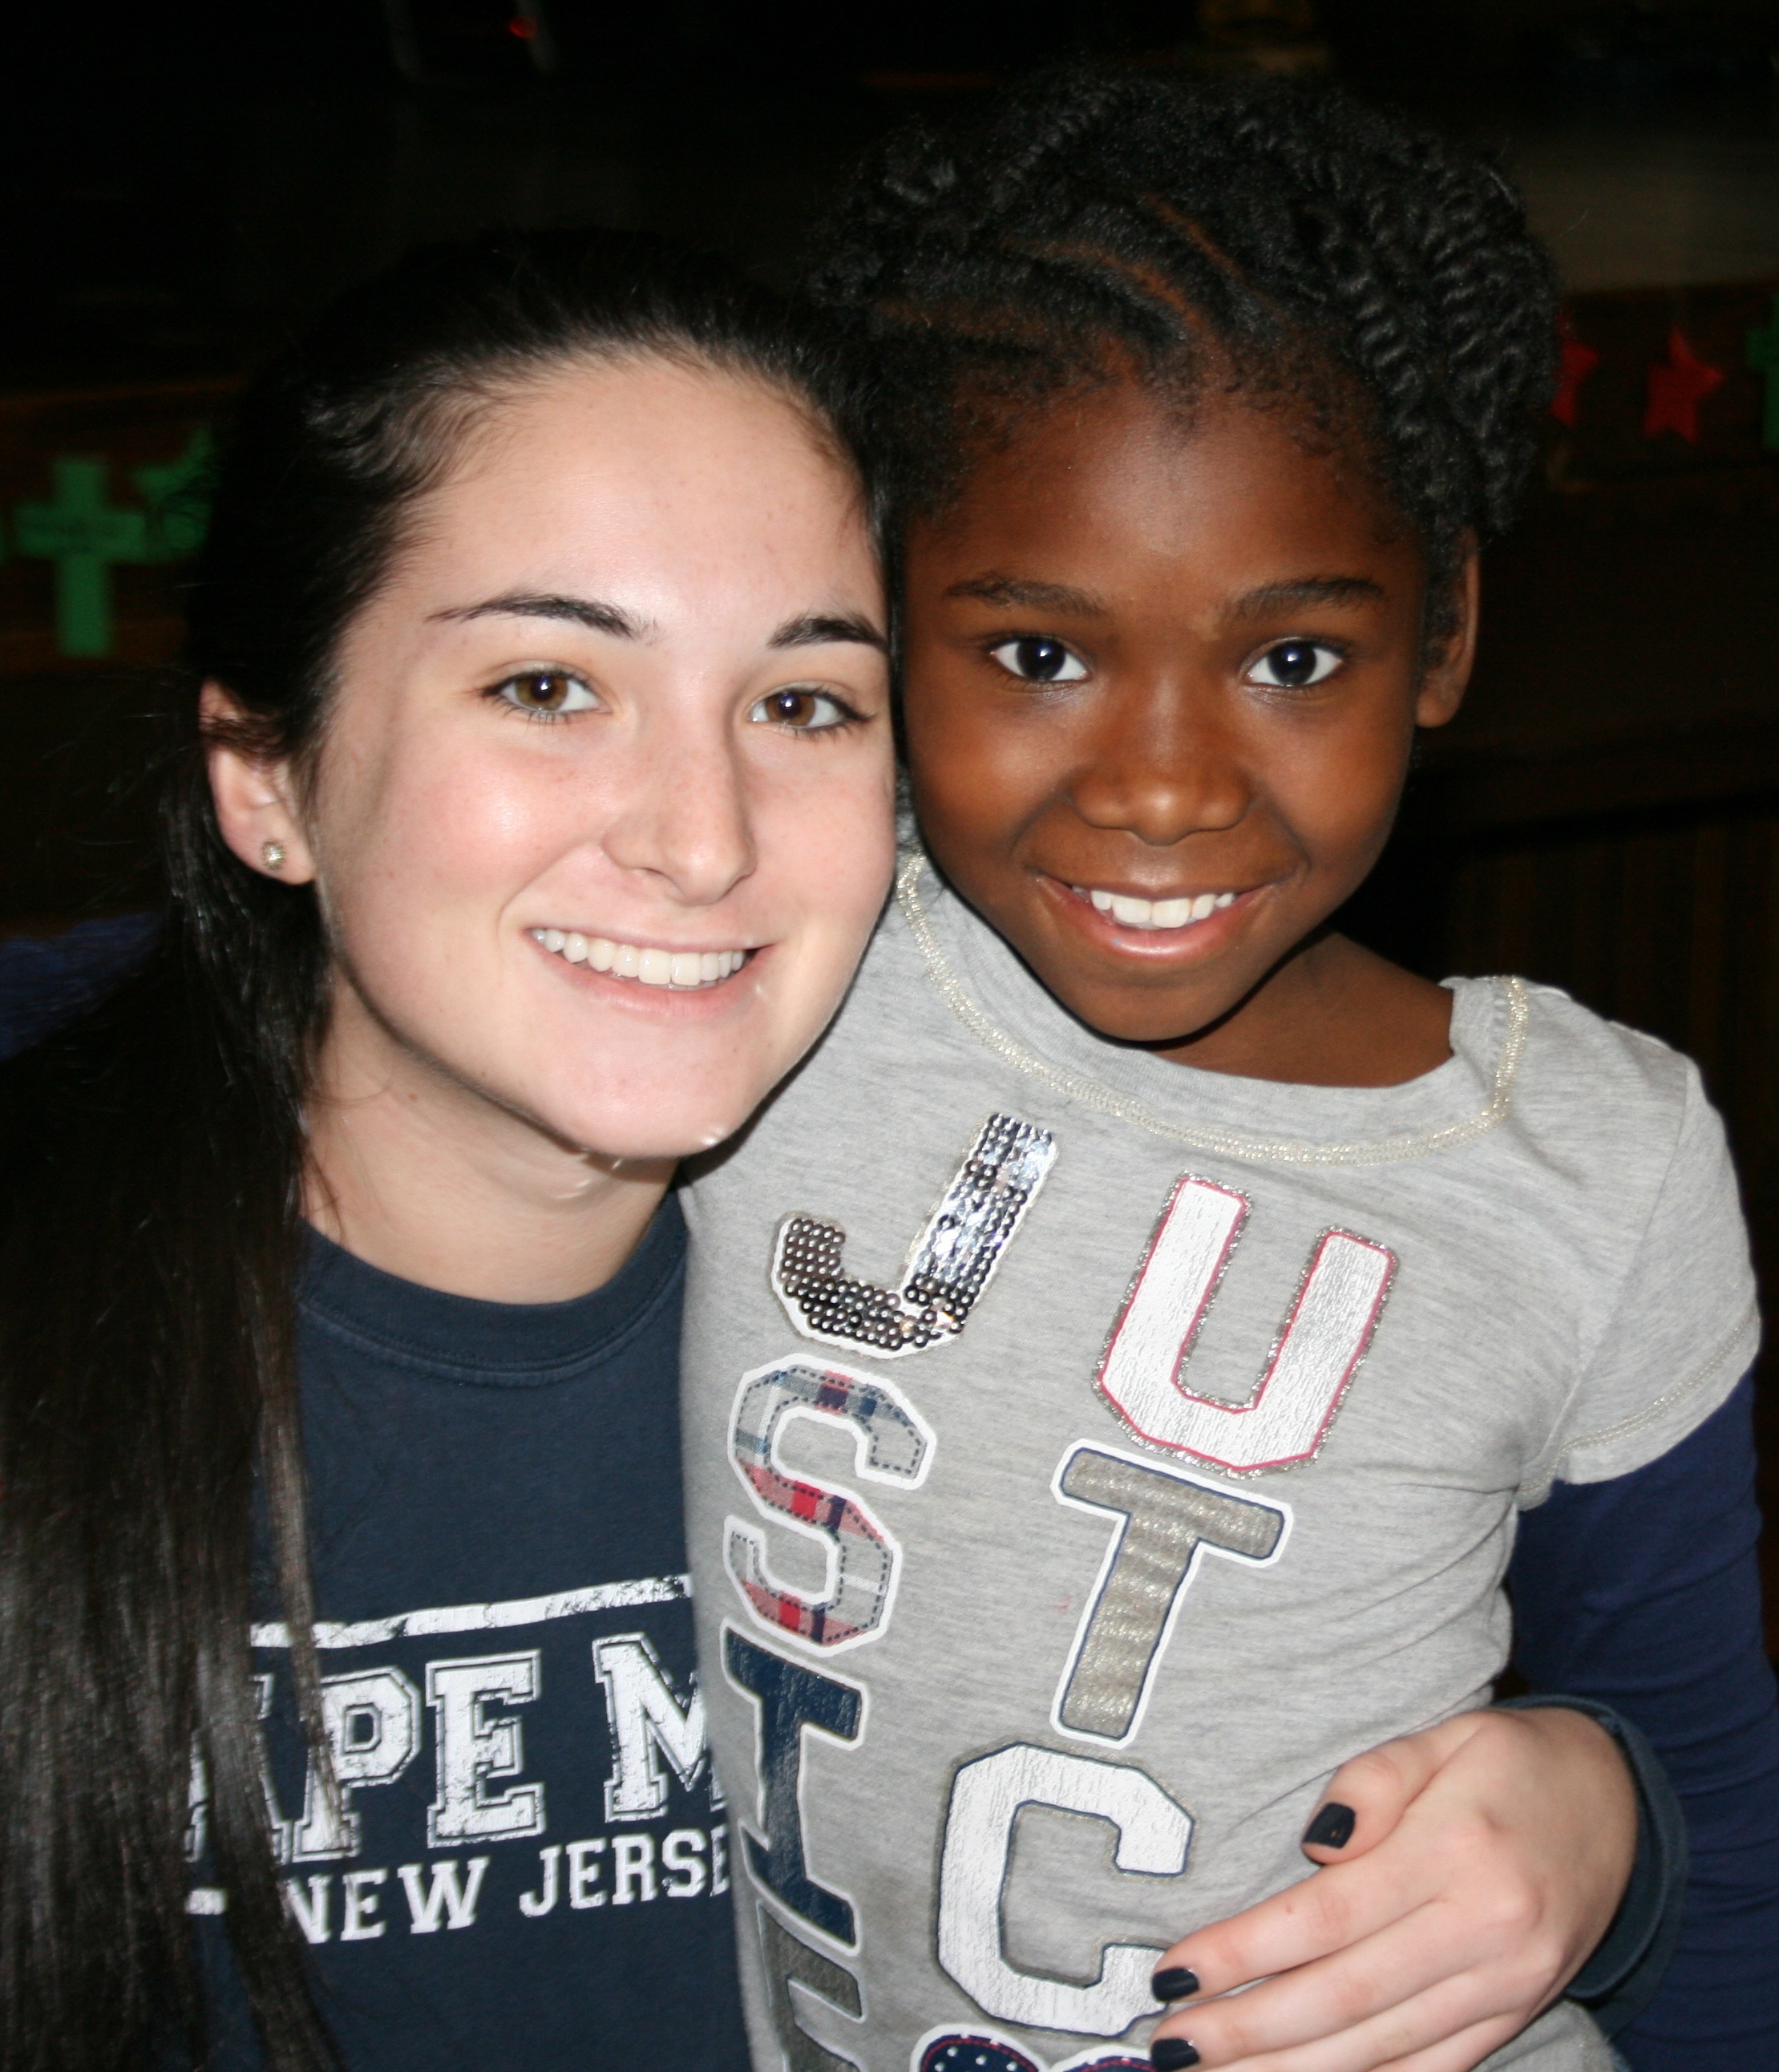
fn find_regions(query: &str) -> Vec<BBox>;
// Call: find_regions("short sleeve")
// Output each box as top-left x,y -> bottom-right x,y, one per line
1521,1060 -> 1760,1501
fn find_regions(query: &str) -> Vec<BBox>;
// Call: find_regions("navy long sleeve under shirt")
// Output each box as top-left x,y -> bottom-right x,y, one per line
1510,1372 -> 1779,2069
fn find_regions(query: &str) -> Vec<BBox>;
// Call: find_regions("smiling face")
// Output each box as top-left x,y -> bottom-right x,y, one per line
218,355 -> 894,1168
901,378 -> 1474,1080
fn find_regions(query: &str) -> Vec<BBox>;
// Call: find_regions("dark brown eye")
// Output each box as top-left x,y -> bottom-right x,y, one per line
1248,641 -> 1340,690
749,686 -> 851,731
493,670 -> 597,717
989,637 -> 1087,683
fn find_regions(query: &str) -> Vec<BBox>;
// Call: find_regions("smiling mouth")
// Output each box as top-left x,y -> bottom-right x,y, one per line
1071,885 -> 1239,931
530,928 -> 750,989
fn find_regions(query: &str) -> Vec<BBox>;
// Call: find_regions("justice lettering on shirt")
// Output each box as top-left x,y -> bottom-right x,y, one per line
732,1118 -> 1398,2050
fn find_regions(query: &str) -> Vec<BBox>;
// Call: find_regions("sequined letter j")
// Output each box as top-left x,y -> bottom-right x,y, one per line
772,1114 -> 1057,1358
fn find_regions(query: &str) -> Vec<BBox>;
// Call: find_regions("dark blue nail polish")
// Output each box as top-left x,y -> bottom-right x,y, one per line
1151,2041 -> 1200,2070
1302,1800 -> 1356,1849
1150,1967 -> 1200,2002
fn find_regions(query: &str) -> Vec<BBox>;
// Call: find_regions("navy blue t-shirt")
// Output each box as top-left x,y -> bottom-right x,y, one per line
191,1204 -> 750,2070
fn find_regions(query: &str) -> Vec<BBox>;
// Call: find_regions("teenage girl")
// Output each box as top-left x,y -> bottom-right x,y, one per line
0,227 -> 1660,2072
0,230 -> 896,2070
676,71 -> 1779,2072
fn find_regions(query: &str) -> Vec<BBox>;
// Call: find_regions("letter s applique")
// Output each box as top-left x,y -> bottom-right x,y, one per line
726,1358 -> 933,1651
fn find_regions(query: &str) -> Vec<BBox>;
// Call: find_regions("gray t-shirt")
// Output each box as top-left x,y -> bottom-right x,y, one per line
680,856 -> 1757,2072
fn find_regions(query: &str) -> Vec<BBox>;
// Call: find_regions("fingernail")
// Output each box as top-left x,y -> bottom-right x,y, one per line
1150,1967 -> 1200,2002
1302,1800 -> 1356,1849
1151,2042 -> 1200,2070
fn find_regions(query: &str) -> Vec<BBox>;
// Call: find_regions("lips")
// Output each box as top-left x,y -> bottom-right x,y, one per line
530,928 -> 749,989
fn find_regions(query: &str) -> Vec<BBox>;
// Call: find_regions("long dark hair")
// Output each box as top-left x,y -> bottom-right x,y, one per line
0,229 -> 865,2072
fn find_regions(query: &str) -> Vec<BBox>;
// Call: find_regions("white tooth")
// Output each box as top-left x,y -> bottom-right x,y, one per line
727,951 -> 745,976
1214,891 -> 1235,909
1191,892 -> 1217,921
1111,894 -> 1152,926
637,948 -> 673,986
588,936 -> 615,971
1090,888 -> 1114,913
564,932 -> 588,964
542,928 -> 565,953
613,943 -> 640,978
671,953 -> 701,988
701,952 -> 722,984
1152,898 -> 1191,928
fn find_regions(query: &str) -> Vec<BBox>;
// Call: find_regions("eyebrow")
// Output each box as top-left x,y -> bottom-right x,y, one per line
431,593 -> 653,637
943,573 -> 1110,616
1230,577 -> 1386,617
770,611 -> 888,654
943,573 -> 1388,621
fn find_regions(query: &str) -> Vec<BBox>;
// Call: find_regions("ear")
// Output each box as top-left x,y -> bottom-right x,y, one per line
1413,544 -> 1478,732
202,682 -> 317,884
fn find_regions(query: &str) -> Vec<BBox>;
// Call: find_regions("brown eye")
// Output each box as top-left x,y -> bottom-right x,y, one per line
491,669 -> 598,718
748,686 -> 851,732
989,637 -> 1087,683
1247,641 -> 1341,690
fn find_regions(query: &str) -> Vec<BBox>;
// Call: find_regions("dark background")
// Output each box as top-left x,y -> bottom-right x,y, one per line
4,1 -> 1778,1637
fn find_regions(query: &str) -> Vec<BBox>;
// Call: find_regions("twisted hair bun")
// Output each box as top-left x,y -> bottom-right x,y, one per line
806,66 -> 1559,582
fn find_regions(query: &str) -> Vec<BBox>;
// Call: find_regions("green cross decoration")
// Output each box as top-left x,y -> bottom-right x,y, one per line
12,428 -> 215,658
14,456 -> 151,658
134,426 -> 215,559
1749,293 -> 1779,453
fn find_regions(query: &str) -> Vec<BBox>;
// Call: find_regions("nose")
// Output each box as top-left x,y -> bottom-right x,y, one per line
601,706 -> 757,908
1068,678 -> 1252,847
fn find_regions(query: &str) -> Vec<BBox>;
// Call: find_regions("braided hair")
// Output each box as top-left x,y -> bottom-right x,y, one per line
807,66 -> 1559,601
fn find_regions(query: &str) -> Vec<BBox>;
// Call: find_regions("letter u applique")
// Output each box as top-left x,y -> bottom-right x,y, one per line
1097,1173 -> 1395,1474
772,1115 -> 1056,1358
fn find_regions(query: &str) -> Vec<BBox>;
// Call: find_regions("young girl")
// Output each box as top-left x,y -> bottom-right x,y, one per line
676,71 -> 1779,2072
0,225 -> 1668,2072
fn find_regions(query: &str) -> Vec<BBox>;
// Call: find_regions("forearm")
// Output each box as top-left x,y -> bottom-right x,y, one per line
1508,1374 -> 1779,2067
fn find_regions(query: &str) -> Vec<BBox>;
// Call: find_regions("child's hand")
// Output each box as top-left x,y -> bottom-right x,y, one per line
1146,1705 -> 1637,2070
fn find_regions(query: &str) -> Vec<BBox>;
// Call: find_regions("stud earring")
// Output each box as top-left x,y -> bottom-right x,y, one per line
261,840 -> 286,870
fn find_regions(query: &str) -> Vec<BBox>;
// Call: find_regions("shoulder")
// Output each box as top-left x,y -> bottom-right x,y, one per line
0,915 -> 159,1062
1458,975 -> 1742,1276
1487,976 -> 1711,1170
790,872 -> 956,1066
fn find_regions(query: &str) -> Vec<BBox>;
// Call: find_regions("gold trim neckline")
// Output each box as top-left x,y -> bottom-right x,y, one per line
897,852 -> 1528,1169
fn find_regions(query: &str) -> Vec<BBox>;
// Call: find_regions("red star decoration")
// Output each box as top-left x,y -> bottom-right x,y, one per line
1644,324 -> 1725,443
1551,312 -> 1600,427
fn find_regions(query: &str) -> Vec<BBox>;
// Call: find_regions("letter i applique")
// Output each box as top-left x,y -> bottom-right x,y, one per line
1096,1173 -> 1395,1474
772,1115 -> 1056,1357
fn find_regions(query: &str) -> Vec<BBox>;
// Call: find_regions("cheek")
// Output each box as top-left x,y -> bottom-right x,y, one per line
1271,721 -> 1413,873
769,755 -> 898,952
906,706 -> 1057,886
316,728 -> 592,962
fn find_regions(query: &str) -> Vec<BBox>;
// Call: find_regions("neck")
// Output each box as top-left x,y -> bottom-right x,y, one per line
1155,933 -> 1455,1087
303,986 -> 673,1305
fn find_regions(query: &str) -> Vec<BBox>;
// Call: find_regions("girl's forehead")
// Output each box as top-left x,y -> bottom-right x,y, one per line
907,380 -> 1409,585
451,357 -> 844,495
387,365 -> 878,610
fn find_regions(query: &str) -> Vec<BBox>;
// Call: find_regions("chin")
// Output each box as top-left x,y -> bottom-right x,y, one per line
548,1087 -> 754,1165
